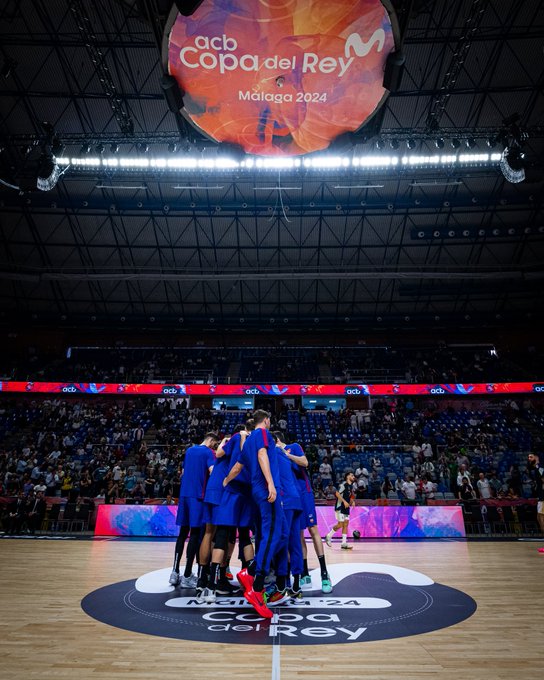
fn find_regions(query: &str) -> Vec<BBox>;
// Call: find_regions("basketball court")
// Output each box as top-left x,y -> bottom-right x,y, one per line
2,537 -> 542,679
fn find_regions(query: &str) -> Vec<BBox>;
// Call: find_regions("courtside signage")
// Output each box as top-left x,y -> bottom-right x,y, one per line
81,563 -> 476,645
164,0 -> 397,156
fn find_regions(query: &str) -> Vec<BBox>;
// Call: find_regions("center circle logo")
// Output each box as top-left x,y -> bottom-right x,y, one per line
81,563 -> 476,645
164,0 -> 397,156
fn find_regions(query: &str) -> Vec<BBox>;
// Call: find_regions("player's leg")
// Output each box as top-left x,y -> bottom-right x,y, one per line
206,524 -> 230,602
325,513 -> 343,546
245,498 -> 283,618
537,502 -> 544,534
265,509 -> 291,605
170,496 -> 191,585
224,527 -> 237,579
340,518 -> 352,549
170,524 -> 190,585
308,524 -> 332,593
287,510 -> 304,599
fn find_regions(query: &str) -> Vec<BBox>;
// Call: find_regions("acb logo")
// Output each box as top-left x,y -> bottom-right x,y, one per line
162,386 -> 181,395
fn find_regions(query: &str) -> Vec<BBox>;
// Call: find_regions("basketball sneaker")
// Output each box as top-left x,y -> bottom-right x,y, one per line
325,533 -> 333,547
225,568 -> 234,580
321,577 -> 333,594
168,570 -> 180,586
195,587 -> 205,604
203,588 -> 216,604
180,574 -> 198,589
341,543 -> 353,550
244,588 -> 273,619
236,567 -> 254,592
300,575 -> 312,590
216,579 -> 239,595
263,586 -> 291,606
288,588 -> 303,602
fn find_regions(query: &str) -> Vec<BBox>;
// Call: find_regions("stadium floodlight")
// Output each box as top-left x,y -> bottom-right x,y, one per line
56,152 -> 503,173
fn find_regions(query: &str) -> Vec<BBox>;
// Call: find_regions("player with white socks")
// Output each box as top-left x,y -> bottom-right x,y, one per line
326,472 -> 356,549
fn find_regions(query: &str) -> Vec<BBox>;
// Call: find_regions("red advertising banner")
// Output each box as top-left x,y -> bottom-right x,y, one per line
0,381 -> 542,396
165,0 -> 397,156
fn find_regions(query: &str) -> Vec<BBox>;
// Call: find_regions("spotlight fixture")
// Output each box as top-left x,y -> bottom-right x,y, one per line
435,138 -> 445,149
390,139 -> 399,150
95,143 -> 105,154
500,146 -> 526,183
80,143 -> 91,154
450,138 -> 461,149
466,138 -> 477,149
168,143 -> 178,153
375,138 -> 386,150
486,137 -> 497,148
136,142 -> 149,153
406,139 -> 417,150
110,143 -> 120,154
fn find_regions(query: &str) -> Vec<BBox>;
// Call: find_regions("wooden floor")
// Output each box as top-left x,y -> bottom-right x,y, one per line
1,538 -> 543,680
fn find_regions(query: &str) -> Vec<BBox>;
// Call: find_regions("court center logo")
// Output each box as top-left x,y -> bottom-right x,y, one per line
81,563 -> 476,645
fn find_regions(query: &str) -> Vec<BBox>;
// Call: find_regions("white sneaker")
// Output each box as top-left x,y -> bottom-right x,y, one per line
180,574 -> 198,589
169,570 -> 180,586
195,588 -> 206,604
325,534 -> 333,547
204,588 -> 216,604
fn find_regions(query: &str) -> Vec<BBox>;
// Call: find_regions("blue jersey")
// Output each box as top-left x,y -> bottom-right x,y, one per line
224,432 -> 251,495
286,442 -> 313,496
204,450 -> 230,504
179,444 -> 215,499
240,427 -> 279,503
277,448 -> 302,511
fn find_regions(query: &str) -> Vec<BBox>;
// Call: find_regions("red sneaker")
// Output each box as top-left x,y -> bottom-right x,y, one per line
236,568 -> 254,592
538,547 -> 544,553
226,569 -> 234,580
244,588 -> 273,619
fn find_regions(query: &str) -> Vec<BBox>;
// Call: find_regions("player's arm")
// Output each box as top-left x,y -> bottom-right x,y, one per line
239,430 -> 249,450
257,447 -> 277,502
223,461 -> 243,486
215,436 -> 231,458
285,450 -> 309,467
335,489 -> 349,509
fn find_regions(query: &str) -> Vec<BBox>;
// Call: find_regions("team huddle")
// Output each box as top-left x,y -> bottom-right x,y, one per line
168,409 -> 333,619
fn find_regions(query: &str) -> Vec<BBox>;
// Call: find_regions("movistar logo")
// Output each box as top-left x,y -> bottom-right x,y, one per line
345,30 -> 386,59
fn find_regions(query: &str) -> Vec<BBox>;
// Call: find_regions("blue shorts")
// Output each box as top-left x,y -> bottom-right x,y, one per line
176,496 -> 205,527
213,490 -> 254,528
299,492 -> 317,529
204,488 -> 223,506
202,502 -> 215,525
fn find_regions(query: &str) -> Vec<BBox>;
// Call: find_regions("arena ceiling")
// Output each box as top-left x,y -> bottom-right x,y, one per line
0,0 -> 543,334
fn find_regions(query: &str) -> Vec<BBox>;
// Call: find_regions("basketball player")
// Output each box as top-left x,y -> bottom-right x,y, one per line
326,471 -> 356,549
266,432 -> 304,604
201,423 -> 254,603
224,409 -> 284,619
196,432 -> 236,603
279,434 -> 332,593
169,432 -> 219,587
527,454 -> 544,537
